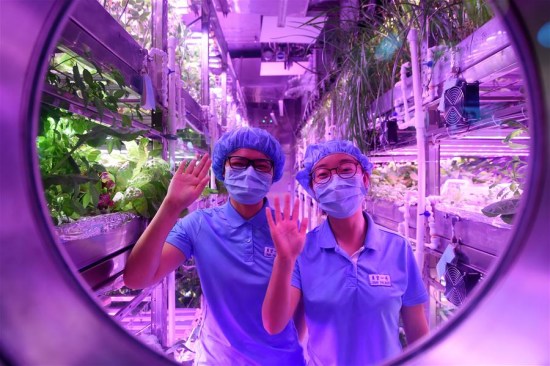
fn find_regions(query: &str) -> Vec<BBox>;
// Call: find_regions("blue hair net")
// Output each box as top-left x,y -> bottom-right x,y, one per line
296,140 -> 373,197
212,127 -> 285,182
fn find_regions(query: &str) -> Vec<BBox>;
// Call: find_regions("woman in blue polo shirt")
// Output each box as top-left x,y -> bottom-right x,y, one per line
124,127 -> 305,366
262,140 -> 429,366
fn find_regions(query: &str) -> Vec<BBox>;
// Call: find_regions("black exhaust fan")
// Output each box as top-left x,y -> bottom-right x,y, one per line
442,79 -> 480,128
444,248 -> 482,307
380,117 -> 399,146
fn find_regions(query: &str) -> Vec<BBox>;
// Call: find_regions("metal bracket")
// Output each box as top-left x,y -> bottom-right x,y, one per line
444,213 -> 462,247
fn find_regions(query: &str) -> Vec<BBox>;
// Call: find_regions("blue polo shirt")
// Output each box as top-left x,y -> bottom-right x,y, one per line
166,200 -> 304,366
291,213 -> 428,366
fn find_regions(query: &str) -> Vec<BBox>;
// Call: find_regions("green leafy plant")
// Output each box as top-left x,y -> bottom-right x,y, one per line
501,120 -> 529,150
303,98 -> 330,142
47,48 -> 143,126
38,108 -> 107,223
175,261 -> 202,308
481,198 -> 519,224
306,0 -> 493,151
369,155 -> 526,215
102,0 -> 203,100
480,121 -> 528,224
42,43 -> 176,223
176,128 -> 208,150
38,106 -> 173,223
102,0 -> 152,49
107,138 -> 174,218
368,162 -> 418,203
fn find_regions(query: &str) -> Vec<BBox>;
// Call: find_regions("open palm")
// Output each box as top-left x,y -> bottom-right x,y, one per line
266,194 -> 309,261
165,153 -> 211,211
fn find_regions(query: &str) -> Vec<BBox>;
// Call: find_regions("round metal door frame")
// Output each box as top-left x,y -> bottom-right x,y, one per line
0,1 -> 548,365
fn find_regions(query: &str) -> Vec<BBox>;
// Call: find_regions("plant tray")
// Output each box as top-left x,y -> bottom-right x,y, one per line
56,212 -> 147,290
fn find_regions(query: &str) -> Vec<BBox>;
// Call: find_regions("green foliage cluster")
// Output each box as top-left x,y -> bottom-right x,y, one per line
370,153 -> 526,224
109,138 -> 173,218
440,122 -> 528,224
375,162 -> 418,188
481,198 -> 519,225
102,0 -> 203,100
38,107 -> 172,224
307,0 -> 493,151
303,98 -> 330,142
175,262 -> 202,308
176,128 -> 208,150
369,162 -> 418,202
102,0 -> 152,48
48,49 -> 143,126
41,45 -> 177,223
441,156 -> 526,200
38,109 -> 107,223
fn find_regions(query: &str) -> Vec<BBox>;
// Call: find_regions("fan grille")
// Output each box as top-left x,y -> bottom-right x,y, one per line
444,86 -> 466,126
445,86 -> 464,105
444,265 -> 467,306
444,107 -> 463,126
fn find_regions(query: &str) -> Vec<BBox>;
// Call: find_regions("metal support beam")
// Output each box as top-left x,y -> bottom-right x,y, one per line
201,3 -> 210,109
221,69 -> 227,127
151,0 -> 168,52
150,1 -> 170,345
151,280 -> 168,347
426,143 -> 441,196
152,0 -> 168,159
167,271 -> 176,347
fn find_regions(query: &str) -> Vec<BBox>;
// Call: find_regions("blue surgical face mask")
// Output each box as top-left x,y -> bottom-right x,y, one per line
224,166 -> 273,204
314,175 -> 367,219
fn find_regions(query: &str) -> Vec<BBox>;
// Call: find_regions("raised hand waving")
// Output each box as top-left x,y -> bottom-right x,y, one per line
266,194 -> 309,261
165,153 -> 211,211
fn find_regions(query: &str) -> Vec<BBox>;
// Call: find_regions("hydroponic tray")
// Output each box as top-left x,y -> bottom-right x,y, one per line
365,198 -> 512,273
56,212 -> 147,289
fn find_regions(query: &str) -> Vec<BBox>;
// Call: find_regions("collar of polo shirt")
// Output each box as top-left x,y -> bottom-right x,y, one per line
223,198 -> 270,228
319,212 -> 384,251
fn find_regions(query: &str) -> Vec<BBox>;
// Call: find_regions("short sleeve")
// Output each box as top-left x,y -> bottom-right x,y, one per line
402,242 -> 429,306
165,211 -> 202,259
291,259 -> 302,290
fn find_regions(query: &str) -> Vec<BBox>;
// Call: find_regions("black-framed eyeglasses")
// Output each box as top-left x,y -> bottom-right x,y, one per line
227,156 -> 274,173
311,161 -> 360,184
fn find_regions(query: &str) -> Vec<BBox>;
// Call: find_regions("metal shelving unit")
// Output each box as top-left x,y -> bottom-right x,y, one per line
42,0 -> 218,357
362,16 -> 528,329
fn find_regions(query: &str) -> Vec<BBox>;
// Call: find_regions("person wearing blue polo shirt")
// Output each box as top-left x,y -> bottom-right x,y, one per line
262,140 -> 429,366
124,127 -> 305,366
